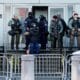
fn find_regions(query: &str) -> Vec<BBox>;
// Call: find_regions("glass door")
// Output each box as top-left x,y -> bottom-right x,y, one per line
48,7 -> 64,31
48,7 -> 64,48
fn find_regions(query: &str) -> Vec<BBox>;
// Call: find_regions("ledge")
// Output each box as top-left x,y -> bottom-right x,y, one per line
21,55 -> 35,61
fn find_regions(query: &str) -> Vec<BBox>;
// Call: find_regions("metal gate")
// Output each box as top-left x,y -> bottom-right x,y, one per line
0,53 -> 73,80
0,56 -> 9,80
0,54 -> 21,80
34,54 -> 63,80
63,53 -> 72,80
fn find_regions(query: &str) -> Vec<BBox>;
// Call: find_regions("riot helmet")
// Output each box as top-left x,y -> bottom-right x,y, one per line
39,15 -> 45,21
28,12 -> 33,18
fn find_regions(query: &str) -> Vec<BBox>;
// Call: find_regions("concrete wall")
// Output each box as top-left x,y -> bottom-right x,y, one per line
2,0 -> 80,4
0,0 -> 3,3
0,4 -> 4,46
4,5 -> 12,46
40,0 -> 80,4
3,0 -> 39,4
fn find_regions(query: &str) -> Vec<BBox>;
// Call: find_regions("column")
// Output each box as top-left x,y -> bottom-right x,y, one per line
21,55 -> 35,80
71,51 -> 80,80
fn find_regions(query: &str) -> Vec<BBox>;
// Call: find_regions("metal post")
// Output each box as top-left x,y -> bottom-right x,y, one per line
9,56 -> 13,80
62,48 -> 67,80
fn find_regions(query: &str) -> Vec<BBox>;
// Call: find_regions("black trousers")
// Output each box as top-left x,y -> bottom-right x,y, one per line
51,35 -> 63,48
11,33 -> 20,49
25,36 -> 30,49
41,43 -> 46,50
70,31 -> 80,49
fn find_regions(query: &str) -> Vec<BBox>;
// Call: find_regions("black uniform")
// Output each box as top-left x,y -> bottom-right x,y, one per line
29,22 -> 40,54
24,12 -> 37,49
39,15 -> 48,49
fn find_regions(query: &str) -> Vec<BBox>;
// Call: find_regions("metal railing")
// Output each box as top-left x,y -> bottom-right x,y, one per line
0,53 -> 21,80
0,56 -> 9,80
0,52 -> 75,80
34,54 -> 63,80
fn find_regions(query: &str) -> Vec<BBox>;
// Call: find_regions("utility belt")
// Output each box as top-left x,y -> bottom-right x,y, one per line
71,28 -> 80,36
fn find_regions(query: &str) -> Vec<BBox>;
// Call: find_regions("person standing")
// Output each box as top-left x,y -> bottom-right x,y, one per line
39,15 -> 49,50
50,15 -> 63,49
29,20 -> 40,54
24,12 -> 37,50
8,15 -> 22,50
68,13 -> 80,50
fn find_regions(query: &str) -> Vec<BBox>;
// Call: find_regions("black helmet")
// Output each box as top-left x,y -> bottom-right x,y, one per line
40,15 -> 45,20
28,12 -> 33,18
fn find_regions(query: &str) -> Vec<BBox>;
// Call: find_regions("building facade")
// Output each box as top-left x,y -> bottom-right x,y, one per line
0,0 -> 80,47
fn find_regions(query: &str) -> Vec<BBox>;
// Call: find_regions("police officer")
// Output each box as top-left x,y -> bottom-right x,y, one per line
39,15 -> 49,50
57,14 -> 68,36
68,13 -> 80,50
8,15 -> 21,50
29,20 -> 40,54
50,15 -> 63,49
24,12 -> 37,50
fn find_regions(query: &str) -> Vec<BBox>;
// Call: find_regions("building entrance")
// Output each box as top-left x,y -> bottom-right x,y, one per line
32,6 -> 48,21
